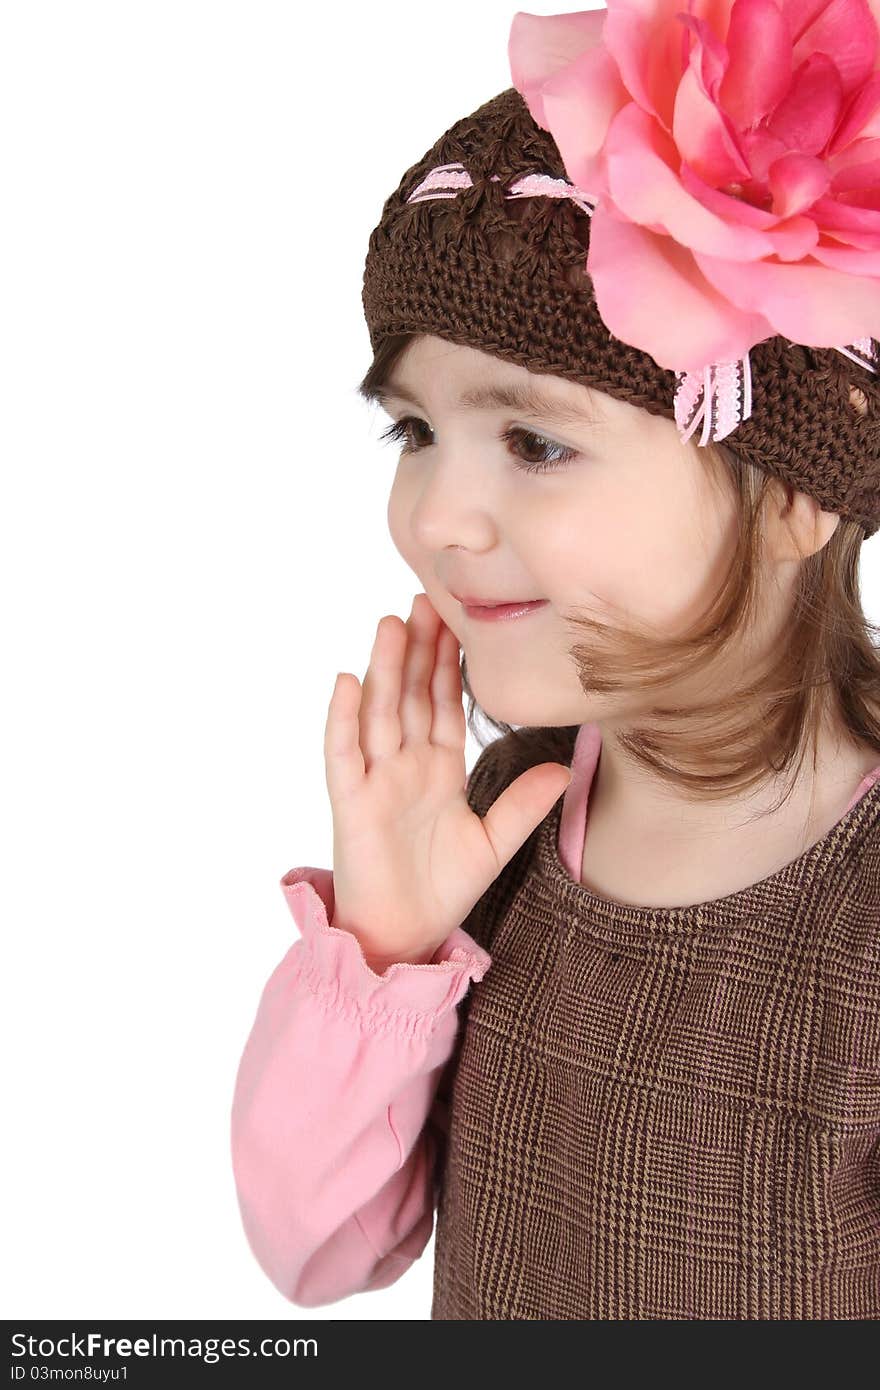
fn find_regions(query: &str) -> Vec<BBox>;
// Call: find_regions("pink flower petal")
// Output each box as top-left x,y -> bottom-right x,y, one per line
816,188 -> 880,229
829,72 -> 880,153
604,0 -> 711,131
605,103 -> 775,259
508,2 -> 880,372
720,0 -> 794,130
822,237 -> 880,264
538,45 -> 631,194
829,136 -> 880,183
693,246 -> 880,341
679,160 -> 819,257
764,214 -> 821,258
679,159 -> 784,228
791,0 -> 879,95
676,11 -> 729,103
767,53 -> 844,156
587,206 -> 773,372
739,124 -> 795,182
768,151 -> 831,215
507,8 -> 608,131
812,197 -> 880,259
673,51 -> 752,185
810,241 -> 880,270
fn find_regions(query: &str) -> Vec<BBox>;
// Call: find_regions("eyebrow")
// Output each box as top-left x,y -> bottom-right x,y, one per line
358,375 -> 607,429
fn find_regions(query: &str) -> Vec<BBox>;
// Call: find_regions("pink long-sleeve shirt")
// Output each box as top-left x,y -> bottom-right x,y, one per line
230,723 -> 880,1309
230,861 -> 492,1307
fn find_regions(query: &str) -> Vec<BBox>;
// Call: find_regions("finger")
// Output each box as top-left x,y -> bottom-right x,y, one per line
479,764 -> 573,873
323,671 -> 366,803
359,613 -> 406,767
399,592 -> 442,746
429,622 -> 466,752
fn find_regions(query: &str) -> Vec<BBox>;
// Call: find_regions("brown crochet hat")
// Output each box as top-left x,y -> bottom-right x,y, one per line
362,86 -> 880,538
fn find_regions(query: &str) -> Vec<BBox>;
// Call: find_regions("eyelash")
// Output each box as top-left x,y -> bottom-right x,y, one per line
376,416 -> 578,474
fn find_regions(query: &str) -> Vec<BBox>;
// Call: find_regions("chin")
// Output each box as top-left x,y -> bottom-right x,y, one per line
464,684 -> 572,732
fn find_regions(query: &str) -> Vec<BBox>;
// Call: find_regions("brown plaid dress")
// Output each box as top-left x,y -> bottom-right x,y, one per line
430,728 -> 880,1319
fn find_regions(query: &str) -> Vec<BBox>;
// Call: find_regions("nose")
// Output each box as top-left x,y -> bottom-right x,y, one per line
406,448 -> 499,552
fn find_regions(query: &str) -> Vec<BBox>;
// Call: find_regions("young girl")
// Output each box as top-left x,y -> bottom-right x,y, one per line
231,6 -> 880,1318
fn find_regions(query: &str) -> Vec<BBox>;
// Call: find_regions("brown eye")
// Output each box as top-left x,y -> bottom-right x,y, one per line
377,416 -> 433,454
376,416 -> 579,473
502,427 -> 579,473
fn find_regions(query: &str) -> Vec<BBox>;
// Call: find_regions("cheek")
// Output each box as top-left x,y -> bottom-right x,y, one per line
386,476 -> 416,563
386,471 -> 439,591
535,484 -> 726,629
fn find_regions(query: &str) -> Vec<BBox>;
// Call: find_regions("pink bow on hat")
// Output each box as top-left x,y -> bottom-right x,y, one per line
496,1 -> 880,444
409,2 -> 880,446
406,157 -> 877,445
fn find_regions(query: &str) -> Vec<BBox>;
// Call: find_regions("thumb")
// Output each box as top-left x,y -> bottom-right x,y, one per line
480,763 -> 573,872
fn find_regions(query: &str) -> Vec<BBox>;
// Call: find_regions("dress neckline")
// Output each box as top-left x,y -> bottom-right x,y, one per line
535,721 -> 880,933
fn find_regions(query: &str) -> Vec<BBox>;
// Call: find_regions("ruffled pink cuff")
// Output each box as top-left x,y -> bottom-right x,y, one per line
278,866 -> 492,1043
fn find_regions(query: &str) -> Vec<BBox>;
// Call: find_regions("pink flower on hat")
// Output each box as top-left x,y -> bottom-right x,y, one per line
508,2 -> 880,375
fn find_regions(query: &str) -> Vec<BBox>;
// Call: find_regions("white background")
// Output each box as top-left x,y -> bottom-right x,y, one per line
2,0 -> 878,1320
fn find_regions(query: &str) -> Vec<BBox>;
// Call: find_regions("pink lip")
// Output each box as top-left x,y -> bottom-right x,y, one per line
450,591 -> 544,606
458,599 -> 549,622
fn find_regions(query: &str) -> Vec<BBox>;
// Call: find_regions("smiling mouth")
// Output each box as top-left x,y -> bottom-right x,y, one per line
457,598 -> 550,622
451,593 -> 546,607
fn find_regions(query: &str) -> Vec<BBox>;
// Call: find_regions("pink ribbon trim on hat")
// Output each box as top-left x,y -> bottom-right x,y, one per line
406,162 -> 878,448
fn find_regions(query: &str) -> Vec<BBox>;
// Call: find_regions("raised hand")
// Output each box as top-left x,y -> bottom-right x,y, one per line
323,591 -> 573,972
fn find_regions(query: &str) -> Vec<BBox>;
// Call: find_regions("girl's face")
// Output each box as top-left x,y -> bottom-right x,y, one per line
381,333 -> 741,730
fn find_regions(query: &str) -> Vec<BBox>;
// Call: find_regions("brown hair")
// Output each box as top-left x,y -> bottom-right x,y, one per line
357,332 -> 880,816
